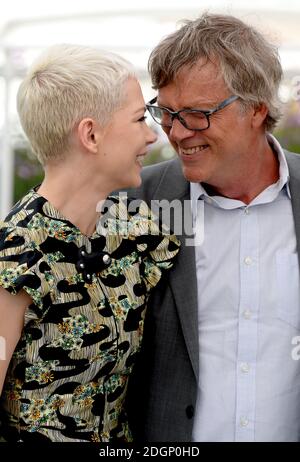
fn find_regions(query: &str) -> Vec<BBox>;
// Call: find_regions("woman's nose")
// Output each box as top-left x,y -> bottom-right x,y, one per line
147,125 -> 158,145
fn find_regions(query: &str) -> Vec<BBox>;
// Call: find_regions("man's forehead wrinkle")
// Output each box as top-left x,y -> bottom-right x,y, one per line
194,63 -> 223,83
176,59 -> 223,87
158,57 -> 228,108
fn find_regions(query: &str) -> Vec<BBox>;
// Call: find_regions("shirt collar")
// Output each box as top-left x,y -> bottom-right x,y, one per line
190,134 -> 290,217
267,133 -> 291,198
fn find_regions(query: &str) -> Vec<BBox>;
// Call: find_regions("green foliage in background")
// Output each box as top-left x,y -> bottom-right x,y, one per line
14,148 -> 43,203
274,127 -> 300,154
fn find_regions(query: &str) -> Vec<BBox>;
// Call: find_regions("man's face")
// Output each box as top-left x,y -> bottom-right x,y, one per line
157,58 -> 258,190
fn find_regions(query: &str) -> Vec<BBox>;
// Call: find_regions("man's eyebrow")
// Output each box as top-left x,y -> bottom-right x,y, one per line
156,100 -> 218,110
188,100 -> 219,109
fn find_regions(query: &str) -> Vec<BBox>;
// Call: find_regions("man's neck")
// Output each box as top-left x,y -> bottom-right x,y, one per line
203,140 -> 280,205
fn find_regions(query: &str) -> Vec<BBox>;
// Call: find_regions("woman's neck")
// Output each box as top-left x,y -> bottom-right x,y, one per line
38,164 -> 110,237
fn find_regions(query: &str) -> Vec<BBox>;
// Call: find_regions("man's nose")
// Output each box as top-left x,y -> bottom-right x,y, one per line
168,117 -> 195,142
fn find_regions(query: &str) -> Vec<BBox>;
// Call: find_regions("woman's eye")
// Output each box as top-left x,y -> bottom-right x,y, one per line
138,115 -> 147,122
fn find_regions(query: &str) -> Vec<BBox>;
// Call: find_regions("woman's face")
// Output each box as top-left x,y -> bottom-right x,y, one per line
99,78 -> 157,190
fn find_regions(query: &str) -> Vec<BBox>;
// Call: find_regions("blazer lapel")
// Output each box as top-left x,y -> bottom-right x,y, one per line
168,193 -> 199,380
285,151 -> 300,263
153,160 -> 199,379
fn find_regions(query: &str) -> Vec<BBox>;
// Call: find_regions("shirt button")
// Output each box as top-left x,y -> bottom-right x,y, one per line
243,309 -> 252,320
240,362 -> 250,373
244,208 -> 250,215
244,256 -> 253,265
240,416 -> 249,427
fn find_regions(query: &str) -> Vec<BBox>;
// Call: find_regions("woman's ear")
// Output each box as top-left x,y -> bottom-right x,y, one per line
77,118 -> 103,154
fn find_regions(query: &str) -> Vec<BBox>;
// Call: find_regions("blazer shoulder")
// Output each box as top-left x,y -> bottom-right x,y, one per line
141,158 -> 179,183
285,150 -> 300,177
126,158 -> 184,203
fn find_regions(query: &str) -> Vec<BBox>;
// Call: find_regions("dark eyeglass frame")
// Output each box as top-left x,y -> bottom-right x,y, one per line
146,95 -> 239,131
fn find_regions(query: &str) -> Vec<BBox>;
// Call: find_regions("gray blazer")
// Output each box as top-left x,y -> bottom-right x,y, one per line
126,150 -> 300,442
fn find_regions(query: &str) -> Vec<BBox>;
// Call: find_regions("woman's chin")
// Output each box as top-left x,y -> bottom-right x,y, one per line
116,177 -> 141,192
126,174 -> 142,189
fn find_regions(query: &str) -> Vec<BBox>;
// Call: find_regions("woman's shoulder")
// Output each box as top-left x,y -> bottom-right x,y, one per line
0,191 -> 51,299
5,189 -> 44,221
100,194 -> 180,292
0,189 -> 49,263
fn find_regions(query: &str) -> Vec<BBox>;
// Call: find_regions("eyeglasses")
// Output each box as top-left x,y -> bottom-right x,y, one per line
146,95 -> 239,131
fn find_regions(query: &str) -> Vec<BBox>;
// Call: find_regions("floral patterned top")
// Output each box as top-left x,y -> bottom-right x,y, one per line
0,190 -> 180,442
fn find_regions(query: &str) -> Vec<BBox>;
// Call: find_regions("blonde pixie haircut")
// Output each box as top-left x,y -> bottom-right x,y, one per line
17,44 -> 136,164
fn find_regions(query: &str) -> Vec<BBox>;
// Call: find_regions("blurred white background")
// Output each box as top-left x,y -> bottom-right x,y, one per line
1,0 -> 300,217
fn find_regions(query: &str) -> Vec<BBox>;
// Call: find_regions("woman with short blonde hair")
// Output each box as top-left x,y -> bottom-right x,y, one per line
0,44 -> 180,442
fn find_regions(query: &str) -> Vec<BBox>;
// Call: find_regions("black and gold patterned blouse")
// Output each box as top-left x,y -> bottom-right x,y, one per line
0,190 -> 180,442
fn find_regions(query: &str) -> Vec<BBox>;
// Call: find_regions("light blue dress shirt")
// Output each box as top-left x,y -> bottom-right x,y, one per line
191,135 -> 300,442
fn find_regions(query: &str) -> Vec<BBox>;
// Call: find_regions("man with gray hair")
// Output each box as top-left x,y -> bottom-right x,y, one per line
126,13 -> 300,442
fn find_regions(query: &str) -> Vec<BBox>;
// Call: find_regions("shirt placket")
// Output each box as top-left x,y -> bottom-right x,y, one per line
235,206 -> 259,441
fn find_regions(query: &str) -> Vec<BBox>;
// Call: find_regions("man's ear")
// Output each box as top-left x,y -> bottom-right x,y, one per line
77,118 -> 102,153
251,103 -> 269,129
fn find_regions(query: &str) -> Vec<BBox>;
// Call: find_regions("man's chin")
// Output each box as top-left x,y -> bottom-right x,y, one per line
181,164 -> 205,184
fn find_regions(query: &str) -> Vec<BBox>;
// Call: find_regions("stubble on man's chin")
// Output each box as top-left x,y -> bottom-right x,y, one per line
180,165 -> 204,184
